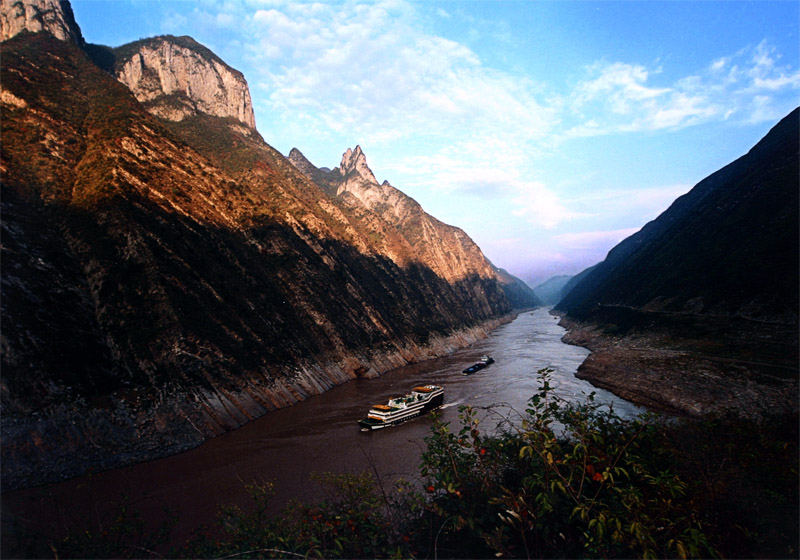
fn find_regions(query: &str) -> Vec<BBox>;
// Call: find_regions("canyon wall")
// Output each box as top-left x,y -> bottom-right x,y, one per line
0,3 -> 533,490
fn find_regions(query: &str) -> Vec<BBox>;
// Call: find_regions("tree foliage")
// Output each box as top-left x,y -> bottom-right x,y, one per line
32,369 -> 798,559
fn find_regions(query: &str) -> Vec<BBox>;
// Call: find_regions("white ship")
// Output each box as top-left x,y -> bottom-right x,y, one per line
358,385 -> 444,431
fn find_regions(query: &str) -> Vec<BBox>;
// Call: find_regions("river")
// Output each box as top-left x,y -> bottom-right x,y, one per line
1,309 -> 644,552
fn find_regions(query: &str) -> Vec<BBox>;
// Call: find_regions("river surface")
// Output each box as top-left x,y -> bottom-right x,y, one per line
2,309 -> 644,550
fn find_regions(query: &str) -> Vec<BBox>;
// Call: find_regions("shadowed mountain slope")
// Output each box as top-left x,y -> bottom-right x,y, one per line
0,23 -> 524,489
556,109 -> 799,417
558,109 -> 799,322
288,147 -> 542,309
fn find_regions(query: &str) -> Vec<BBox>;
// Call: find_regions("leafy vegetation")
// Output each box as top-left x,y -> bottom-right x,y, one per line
24,369 -> 796,559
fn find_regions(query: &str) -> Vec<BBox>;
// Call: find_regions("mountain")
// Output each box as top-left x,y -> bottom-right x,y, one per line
557,265 -> 597,305
288,146 -> 541,308
0,2 -> 532,490
0,0 -> 83,44
556,109 -> 799,417
493,267 -> 542,310
532,275 -> 573,306
113,35 -> 257,130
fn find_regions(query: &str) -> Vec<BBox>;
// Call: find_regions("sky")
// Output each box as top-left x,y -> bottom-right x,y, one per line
70,0 -> 799,286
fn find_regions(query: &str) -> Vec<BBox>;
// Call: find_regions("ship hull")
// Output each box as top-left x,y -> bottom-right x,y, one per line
358,392 -> 443,431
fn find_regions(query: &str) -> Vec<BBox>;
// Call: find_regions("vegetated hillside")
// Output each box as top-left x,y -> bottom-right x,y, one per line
556,109 -> 799,417
493,267 -> 541,310
0,29 -> 522,490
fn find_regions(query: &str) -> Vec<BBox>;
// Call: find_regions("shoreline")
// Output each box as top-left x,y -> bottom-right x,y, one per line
556,312 -> 798,420
1,311 -> 522,493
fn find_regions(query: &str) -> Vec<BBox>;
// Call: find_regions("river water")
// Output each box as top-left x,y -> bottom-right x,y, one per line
2,309 -> 644,550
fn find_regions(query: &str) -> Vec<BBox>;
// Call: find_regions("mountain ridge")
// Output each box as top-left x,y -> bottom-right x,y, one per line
288,145 -> 542,309
0,4 -> 534,490
556,108 -> 799,418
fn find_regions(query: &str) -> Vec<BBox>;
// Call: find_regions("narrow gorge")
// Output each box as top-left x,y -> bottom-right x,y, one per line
0,1 -> 539,491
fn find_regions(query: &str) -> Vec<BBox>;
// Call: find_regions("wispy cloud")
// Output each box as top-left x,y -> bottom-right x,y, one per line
566,184 -> 694,224
563,40 -> 799,138
221,0 -> 558,151
168,1 -> 797,233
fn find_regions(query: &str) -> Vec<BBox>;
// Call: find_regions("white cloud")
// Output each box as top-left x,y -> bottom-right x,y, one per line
185,0 -> 558,152
185,1 -> 797,149
389,134 -> 575,229
564,40 -> 799,136
170,1 -> 797,241
511,181 -> 579,230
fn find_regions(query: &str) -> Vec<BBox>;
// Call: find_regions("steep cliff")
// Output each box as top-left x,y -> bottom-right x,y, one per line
113,35 -> 257,130
557,109 -> 799,417
288,146 -> 541,309
0,11 -> 525,489
0,0 -> 82,43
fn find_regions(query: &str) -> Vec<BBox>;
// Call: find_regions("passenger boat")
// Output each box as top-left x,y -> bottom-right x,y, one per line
358,385 -> 444,431
462,355 -> 494,375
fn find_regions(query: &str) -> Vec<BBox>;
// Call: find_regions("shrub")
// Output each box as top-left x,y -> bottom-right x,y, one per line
31,368 -> 799,559
414,368 -> 717,559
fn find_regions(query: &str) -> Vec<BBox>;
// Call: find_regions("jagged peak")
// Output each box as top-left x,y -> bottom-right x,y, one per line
288,147 -> 309,165
339,145 -> 378,185
288,147 -> 319,176
1,0 -> 85,45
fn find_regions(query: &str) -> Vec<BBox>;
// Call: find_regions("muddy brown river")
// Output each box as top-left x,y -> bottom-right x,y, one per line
1,309 -> 644,552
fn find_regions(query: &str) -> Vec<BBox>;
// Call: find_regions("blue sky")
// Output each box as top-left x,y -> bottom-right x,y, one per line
71,0 -> 799,286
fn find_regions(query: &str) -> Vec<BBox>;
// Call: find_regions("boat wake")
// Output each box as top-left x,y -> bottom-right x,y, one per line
440,402 -> 462,410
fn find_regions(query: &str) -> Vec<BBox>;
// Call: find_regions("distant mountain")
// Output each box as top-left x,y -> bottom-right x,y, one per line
532,274 -> 573,306
0,1 -> 532,489
556,264 -> 598,307
556,109 -> 799,418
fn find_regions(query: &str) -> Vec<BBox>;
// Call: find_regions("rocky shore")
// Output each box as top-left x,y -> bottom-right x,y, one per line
558,312 -> 798,419
1,313 -> 517,493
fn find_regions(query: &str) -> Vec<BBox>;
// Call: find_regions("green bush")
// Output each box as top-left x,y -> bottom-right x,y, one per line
37,368 -> 798,559
414,368 -> 716,559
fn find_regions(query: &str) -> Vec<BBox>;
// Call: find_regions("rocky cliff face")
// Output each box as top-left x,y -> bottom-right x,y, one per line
1,11 -> 525,490
0,0 -> 82,44
289,146 -> 542,309
557,109 -> 799,418
114,35 -> 257,130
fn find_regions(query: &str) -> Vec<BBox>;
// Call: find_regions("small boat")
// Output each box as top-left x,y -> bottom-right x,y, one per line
358,385 -> 444,431
462,355 -> 494,375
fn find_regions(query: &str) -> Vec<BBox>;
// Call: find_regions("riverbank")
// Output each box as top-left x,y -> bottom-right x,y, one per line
1,312 -> 521,492
557,308 -> 798,419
